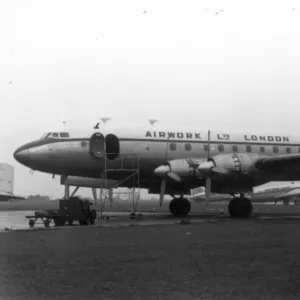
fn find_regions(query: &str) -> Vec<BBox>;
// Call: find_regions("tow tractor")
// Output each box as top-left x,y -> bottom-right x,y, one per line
25,197 -> 97,228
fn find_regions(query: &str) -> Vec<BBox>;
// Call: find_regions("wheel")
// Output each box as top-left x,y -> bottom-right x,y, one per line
29,219 -> 35,228
90,209 -> 97,219
54,217 -> 66,227
130,212 -> 136,219
89,217 -> 95,225
68,219 -> 73,226
169,198 -> 191,216
79,220 -> 88,226
44,219 -> 50,228
228,197 -> 253,218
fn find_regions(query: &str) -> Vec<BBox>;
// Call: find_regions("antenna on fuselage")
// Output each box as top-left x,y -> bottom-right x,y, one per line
149,119 -> 158,126
100,118 -> 111,124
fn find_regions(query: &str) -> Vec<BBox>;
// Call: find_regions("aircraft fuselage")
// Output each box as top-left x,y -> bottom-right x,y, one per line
13,127 -> 300,194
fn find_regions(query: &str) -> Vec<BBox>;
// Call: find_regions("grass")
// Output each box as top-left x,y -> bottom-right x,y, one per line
0,220 -> 300,299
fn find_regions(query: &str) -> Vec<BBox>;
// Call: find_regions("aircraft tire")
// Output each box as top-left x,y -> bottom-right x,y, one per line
169,198 -> 191,216
44,219 -> 50,228
54,217 -> 66,227
29,219 -> 35,228
79,220 -> 89,226
228,197 -> 253,218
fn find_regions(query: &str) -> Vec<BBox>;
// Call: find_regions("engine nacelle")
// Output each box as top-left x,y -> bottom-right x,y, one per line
166,158 -> 204,178
208,153 -> 261,179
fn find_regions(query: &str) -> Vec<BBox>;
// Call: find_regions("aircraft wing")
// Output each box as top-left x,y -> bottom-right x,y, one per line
274,188 -> 300,201
256,154 -> 300,172
0,191 -> 25,201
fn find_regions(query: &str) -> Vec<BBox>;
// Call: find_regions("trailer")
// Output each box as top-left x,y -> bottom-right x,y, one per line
25,197 -> 97,228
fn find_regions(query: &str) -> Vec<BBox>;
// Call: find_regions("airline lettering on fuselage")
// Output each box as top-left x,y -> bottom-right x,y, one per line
145,132 -> 201,139
217,133 -> 230,140
244,135 -> 290,142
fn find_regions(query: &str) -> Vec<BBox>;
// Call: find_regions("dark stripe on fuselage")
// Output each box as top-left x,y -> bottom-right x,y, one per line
120,138 -> 300,147
14,137 -> 300,153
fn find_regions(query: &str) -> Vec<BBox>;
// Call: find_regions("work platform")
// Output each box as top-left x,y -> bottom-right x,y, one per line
61,152 -> 142,220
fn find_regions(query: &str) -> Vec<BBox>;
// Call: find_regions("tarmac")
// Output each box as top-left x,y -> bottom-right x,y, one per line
4,210 -> 300,232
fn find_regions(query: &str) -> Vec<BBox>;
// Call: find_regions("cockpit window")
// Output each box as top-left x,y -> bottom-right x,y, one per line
41,132 -> 52,140
59,132 -> 70,138
41,132 -> 70,140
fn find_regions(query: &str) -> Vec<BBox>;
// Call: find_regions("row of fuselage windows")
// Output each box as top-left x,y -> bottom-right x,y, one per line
168,143 -> 300,154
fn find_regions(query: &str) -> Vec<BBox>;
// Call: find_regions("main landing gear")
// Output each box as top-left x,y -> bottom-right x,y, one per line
228,194 -> 253,218
169,196 -> 191,216
168,194 -> 253,218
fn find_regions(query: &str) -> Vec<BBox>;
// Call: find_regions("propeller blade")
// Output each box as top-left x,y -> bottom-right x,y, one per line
205,177 -> 211,206
159,179 -> 166,207
167,172 -> 182,183
92,188 -> 98,203
207,129 -> 211,160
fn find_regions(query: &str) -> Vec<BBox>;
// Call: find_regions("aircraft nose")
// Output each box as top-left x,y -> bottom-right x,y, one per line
13,148 -> 31,165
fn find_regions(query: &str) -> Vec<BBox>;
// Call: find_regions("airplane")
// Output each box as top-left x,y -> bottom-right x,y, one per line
0,163 -> 25,201
189,181 -> 300,206
13,125 -> 300,218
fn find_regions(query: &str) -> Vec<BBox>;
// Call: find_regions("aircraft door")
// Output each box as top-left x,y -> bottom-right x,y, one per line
105,134 -> 120,160
90,132 -> 105,159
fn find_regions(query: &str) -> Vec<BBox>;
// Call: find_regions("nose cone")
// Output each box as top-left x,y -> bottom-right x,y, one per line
14,148 -> 31,166
154,165 -> 170,177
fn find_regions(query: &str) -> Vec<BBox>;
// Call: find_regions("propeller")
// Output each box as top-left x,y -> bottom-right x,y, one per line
155,137 -> 182,207
198,130 -> 228,206
158,138 -> 170,207
205,130 -> 211,206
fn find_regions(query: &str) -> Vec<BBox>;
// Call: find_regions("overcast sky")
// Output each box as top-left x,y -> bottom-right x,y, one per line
1,0 -> 300,197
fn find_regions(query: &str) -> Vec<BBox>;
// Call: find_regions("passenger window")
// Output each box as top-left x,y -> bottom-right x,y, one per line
232,145 -> 238,152
260,146 -> 265,153
59,132 -> 70,138
286,147 -> 291,154
273,146 -> 279,153
246,145 -> 252,153
204,145 -> 209,152
170,143 -> 176,151
218,144 -> 224,152
298,147 -> 300,153
52,133 -> 59,137
185,143 -> 192,151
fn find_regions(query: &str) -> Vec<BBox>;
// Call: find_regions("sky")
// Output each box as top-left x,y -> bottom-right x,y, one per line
1,0 -> 300,198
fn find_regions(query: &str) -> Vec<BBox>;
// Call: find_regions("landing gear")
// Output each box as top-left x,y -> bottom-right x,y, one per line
228,195 -> 253,218
169,197 -> 191,216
